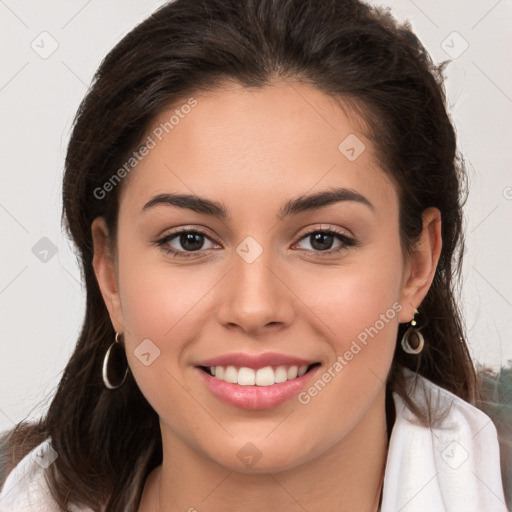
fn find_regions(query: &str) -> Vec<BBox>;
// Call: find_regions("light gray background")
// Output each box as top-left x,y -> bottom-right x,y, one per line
1,0 -> 511,433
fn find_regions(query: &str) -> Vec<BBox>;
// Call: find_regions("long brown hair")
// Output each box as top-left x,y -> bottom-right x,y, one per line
1,0 -> 478,510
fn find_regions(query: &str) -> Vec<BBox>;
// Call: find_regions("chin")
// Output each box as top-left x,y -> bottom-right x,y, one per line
205,438 -> 316,475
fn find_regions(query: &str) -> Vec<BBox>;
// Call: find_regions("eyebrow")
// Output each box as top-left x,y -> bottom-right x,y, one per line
141,187 -> 374,220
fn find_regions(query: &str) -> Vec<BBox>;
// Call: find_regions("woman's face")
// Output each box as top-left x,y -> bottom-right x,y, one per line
93,80 -> 439,473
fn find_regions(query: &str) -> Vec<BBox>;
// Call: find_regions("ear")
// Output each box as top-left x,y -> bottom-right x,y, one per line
398,207 -> 443,323
91,216 -> 125,333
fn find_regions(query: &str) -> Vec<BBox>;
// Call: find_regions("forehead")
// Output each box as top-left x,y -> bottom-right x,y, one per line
119,81 -> 398,216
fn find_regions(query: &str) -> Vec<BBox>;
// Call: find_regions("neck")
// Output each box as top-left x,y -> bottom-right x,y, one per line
139,386 -> 390,512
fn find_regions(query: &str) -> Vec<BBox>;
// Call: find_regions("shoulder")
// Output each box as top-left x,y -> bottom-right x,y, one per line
398,367 -> 499,432
477,367 -> 512,512
381,367 -> 509,512
0,437 -> 91,512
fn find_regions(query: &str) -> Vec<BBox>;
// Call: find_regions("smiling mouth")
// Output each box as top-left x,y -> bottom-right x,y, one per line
198,363 -> 321,387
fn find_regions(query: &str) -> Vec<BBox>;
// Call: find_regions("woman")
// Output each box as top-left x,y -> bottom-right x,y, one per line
0,0 -> 509,511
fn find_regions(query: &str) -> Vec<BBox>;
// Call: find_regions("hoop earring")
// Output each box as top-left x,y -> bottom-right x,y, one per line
102,332 -> 129,389
401,308 -> 424,355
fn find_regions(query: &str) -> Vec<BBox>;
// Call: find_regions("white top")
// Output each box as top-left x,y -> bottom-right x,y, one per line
0,369 -> 508,512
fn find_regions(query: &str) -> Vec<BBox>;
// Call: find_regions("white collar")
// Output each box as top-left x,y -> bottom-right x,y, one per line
382,368 -> 507,511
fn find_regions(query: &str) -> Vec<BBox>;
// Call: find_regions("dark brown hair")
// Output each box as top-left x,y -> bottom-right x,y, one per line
0,0 -> 478,510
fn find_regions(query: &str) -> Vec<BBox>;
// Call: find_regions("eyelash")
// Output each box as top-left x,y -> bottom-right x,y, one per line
156,227 -> 356,258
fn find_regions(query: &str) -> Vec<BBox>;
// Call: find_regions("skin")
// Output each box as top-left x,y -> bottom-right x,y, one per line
91,80 -> 442,512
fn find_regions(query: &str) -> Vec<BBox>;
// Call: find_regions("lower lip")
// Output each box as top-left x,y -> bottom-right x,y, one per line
195,366 -> 320,410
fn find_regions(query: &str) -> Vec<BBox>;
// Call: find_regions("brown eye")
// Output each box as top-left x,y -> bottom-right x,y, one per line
157,229 -> 219,257
179,232 -> 205,251
295,229 -> 356,254
309,232 -> 335,251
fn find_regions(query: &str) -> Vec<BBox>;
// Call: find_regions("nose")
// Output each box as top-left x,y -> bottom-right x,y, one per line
216,245 -> 296,335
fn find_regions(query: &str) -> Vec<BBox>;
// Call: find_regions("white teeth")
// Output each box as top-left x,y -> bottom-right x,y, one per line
207,364 -> 314,386
287,366 -> 298,379
274,366 -> 288,383
238,367 -> 256,385
255,367 -> 274,386
224,366 -> 238,383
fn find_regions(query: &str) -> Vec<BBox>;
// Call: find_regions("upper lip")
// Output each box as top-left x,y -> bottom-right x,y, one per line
196,351 -> 317,369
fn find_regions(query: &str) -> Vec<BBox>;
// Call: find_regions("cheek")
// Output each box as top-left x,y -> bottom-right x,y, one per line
288,238 -> 403,430
113,238 -> 216,393
336,269 -> 402,349
116,241 -> 214,343
294,243 -> 404,349
115,253 -> 209,434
